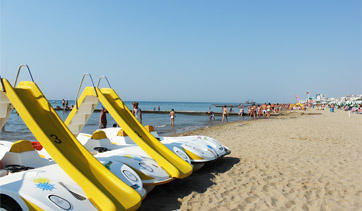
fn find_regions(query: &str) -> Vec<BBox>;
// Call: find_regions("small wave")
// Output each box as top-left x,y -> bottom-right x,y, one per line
185,126 -> 201,130
155,125 -> 167,128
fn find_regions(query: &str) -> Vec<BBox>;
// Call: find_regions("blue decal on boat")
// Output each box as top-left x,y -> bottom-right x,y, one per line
131,184 -> 140,189
133,156 -> 143,161
207,145 -> 213,149
104,161 -> 113,170
34,178 -> 55,191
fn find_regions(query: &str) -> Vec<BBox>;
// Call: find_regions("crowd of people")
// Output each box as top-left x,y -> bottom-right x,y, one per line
58,99 -> 74,111
244,103 -> 282,119
314,103 -> 362,114
97,101 -> 362,130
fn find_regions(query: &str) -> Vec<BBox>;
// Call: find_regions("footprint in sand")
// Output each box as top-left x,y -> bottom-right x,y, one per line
271,197 -> 278,207
285,200 -> 296,208
245,196 -> 257,203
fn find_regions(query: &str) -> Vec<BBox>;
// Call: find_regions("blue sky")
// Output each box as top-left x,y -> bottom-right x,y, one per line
1,0 -> 361,103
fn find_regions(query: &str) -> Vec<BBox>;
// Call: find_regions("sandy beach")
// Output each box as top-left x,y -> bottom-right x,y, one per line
140,109 -> 362,211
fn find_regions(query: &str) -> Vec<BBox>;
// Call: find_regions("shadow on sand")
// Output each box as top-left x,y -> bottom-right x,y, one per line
139,156 -> 240,211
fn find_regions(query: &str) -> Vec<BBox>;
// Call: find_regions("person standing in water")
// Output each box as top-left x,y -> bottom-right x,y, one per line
132,102 -> 142,124
239,106 -> 244,117
222,105 -> 228,123
99,107 -> 108,128
170,109 -> 176,126
208,106 -> 215,120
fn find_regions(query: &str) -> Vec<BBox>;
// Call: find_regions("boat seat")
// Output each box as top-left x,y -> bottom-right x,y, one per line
144,125 -> 160,138
144,125 -> 155,132
1,140 -> 51,168
114,129 -> 137,144
117,129 -> 128,137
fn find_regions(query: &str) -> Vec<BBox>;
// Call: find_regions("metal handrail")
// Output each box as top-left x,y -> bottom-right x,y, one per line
75,73 -> 97,109
97,76 -> 112,89
14,64 -> 34,87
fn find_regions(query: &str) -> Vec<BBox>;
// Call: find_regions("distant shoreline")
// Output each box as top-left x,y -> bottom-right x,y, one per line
53,107 -> 280,117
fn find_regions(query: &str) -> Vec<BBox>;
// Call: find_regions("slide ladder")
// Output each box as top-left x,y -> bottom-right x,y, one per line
66,85 -> 193,179
0,91 -> 14,131
65,74 -> 100,135
66,94 -> 99,135
0,76 -> 141,210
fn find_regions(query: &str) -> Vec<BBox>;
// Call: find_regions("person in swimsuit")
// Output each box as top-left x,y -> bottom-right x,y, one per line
99,107 -> 108,128
62,99 -> 65,109
252,104 -> 256,119
222,105 -> 228,123
257,105 -> 261,119
170,109 -> 176,126
262,103 -> 267,119
239,106 -> 244,117
208,106 -> 215,120
132,102 -> 142,124
267,103 -> 272,119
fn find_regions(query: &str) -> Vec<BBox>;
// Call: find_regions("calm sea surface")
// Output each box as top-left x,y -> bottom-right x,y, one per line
0,100 -> 250,141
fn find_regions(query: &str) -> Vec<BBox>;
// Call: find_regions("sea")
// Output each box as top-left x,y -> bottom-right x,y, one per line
0,100 -> 250,141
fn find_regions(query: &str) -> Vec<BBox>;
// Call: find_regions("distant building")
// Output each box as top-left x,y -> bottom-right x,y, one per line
315,94 -> 326,102
313,93 -> 362,106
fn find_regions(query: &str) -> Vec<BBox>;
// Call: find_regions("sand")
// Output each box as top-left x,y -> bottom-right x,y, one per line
140,109 -> 362,211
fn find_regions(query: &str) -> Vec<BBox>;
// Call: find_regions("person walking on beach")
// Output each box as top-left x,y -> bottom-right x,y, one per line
267,103 -> 272,119
170,109 -> 176,126
132,102 -> 142,124
99,107 -> 108,128
330,103 -> 335,112
251,104 -> 256,119
222,105 -> 228,123
257,105 -> 261,119
262,103 -> 267,119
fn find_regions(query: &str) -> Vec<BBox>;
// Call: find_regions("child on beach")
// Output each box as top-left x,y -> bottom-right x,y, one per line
170,109 -> 176,126
239,106 -> 244,117
208,106 -> 215,120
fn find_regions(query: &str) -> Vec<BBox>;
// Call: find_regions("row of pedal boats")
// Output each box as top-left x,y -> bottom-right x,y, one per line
0,65 -> 230,211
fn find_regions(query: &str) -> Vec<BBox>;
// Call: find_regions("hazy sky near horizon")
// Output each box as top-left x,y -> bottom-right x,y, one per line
1,0 -> 361,103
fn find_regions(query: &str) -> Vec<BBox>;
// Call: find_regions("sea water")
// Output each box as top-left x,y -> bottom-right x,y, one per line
0,100 -> 250,141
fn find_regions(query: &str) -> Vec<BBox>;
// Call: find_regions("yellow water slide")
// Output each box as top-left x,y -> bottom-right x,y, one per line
0,78 -> 141,211
65,87 -> 193,179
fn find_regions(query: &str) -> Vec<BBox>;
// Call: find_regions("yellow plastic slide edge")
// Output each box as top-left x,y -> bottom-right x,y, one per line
98,87 -> 193,179
1,79 -> 141,211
